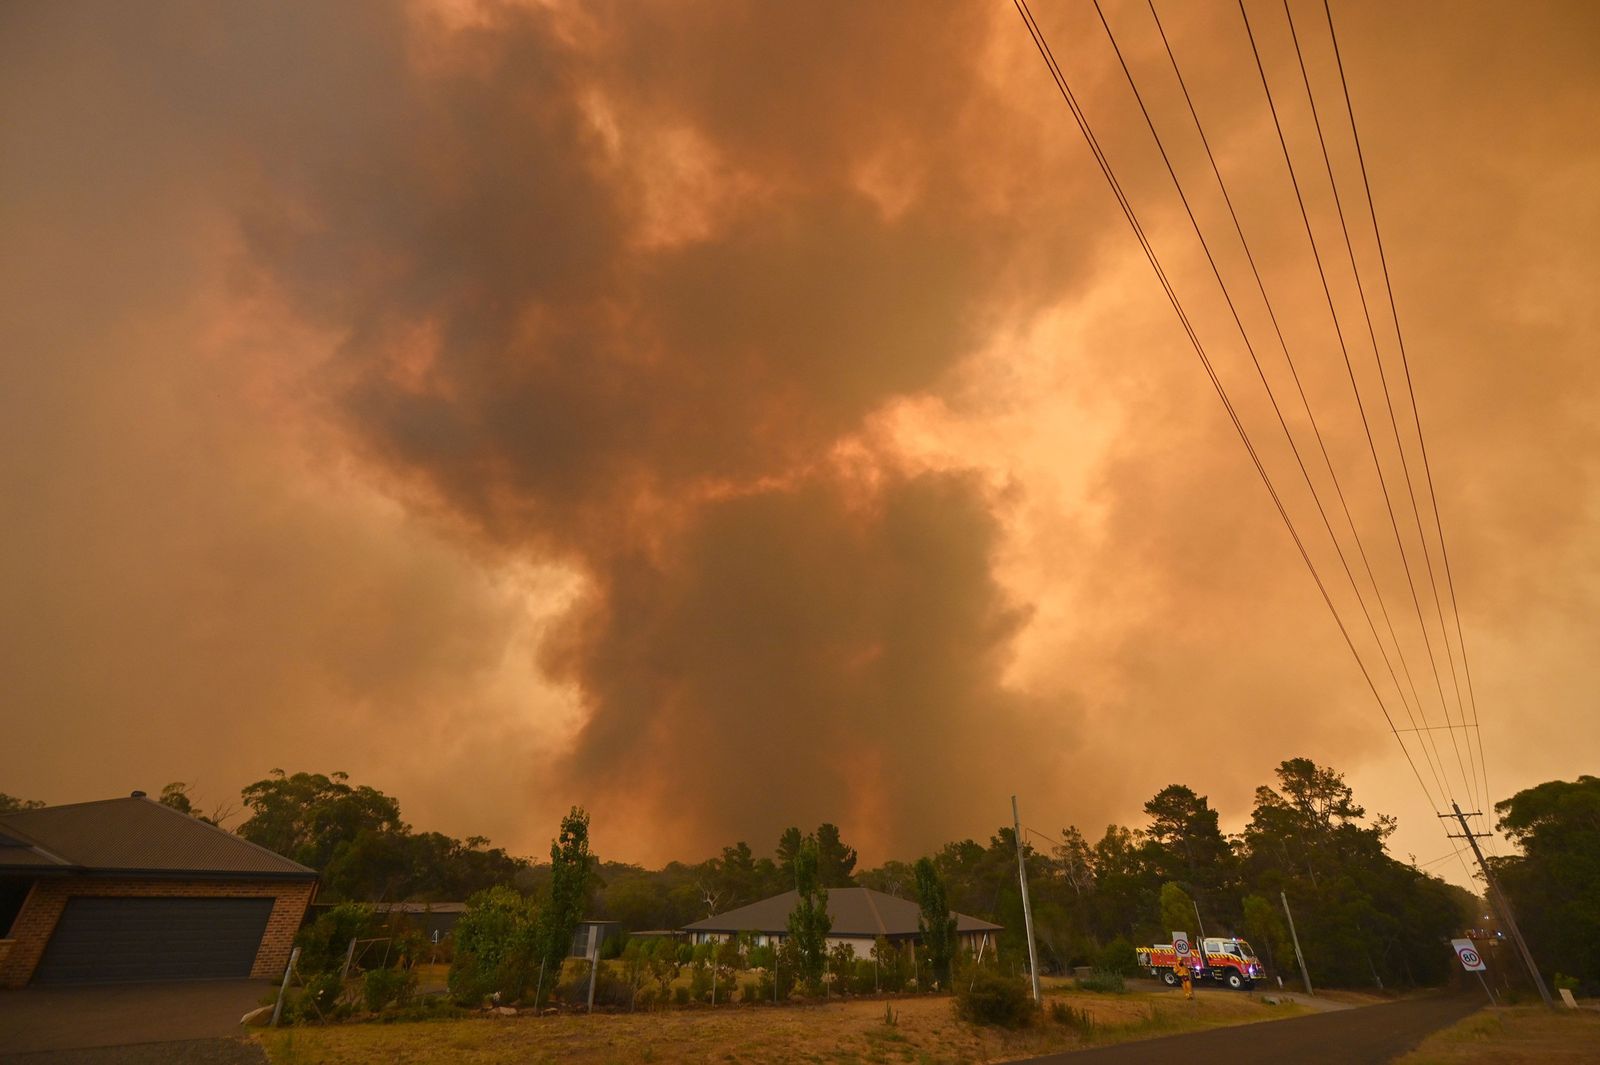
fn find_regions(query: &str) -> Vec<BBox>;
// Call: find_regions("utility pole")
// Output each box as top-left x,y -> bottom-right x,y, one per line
1280,891 -> 1313,996
1011,795 -> 1042,1004
1192,899 -> 1208,944
1442,802 -> 1553,1008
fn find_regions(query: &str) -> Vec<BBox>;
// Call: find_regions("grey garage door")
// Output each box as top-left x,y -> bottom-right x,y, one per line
33,896 -> 275,984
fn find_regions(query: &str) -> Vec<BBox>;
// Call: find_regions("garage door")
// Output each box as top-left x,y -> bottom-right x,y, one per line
33,896 -> 276,984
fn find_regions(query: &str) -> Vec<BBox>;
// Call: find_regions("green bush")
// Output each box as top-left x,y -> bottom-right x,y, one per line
740,980 -> 762,1004
872,937 -> 908,993
447,886 -> 540,1006
827,942 -> 858,995
593,964 -> 635,1008
375,996 -> 468,1024
954,968 -> 1037,1029
1074,968 -> 1127,994
685,960 -> 708,1002
1096,936 -> 1138,977
294,902 -> 378,975
673,985 -> 690,1006
290,971 -> 347,1024
362,966 -> 417,1011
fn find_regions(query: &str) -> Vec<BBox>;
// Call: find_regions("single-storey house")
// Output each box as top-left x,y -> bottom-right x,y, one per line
0,792 -> 317,987
682,887 -> 1001,958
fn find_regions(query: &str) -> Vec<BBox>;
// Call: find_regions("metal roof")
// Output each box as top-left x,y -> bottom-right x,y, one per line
0,795 -> 316,879
681,886 -> 1002,938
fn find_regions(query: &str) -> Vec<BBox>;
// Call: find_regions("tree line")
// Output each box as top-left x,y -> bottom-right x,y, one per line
64,758 -> 1593,991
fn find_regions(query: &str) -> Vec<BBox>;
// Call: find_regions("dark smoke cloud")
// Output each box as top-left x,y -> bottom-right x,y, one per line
202,1 -> 1101,857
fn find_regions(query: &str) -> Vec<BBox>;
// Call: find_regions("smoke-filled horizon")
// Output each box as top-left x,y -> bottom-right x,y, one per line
4,0 -> 1597,886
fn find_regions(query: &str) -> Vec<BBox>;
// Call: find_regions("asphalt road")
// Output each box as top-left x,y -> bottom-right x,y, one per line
1022,993 -> 1482,1064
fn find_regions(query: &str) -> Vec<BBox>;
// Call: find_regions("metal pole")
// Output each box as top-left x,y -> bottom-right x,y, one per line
270,946 -> 300,1028
1011,795 -> 1042,1004
1475,969 -> 1496,1006
1444,802 -> 1553,1008
1192,900 -> 1208,947
1280,891 -> 1313,996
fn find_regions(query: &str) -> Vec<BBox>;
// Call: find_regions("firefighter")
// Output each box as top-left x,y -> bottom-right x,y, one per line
1179,956 -> 1194,1000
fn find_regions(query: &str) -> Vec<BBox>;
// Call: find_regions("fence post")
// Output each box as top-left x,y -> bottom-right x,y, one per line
271,947 -> 300,1028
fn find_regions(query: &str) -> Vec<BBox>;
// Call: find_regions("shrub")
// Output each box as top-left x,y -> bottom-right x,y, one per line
447,886 -> 540,1006
646,942 -> 680,1001
593,964 -> 635,1008
955,968 -> 1037,1029
1097,936 -> 1138,977
872,937 -> 907,993
295,902 -> 378,976
828,942 -> 858,995
553,961 -> 590,1007
291,971 -> 347,1024
376,996 -> 468,1024
673,985 -> 690,1006
1074,969 -> 1127,994
688,959 -> 713,1002
1051,999 -> 1094,1040
362,966 -> 417,1012
740,980 -> 763,1004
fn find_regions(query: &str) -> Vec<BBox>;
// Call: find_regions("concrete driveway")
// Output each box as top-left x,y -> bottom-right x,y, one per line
0,980 -> 272,1062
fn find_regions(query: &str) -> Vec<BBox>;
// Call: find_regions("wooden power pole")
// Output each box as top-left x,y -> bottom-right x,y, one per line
1442,802 -> 1553,1008
1280,891 -> 1313,996
1011,795 -> 1041,1003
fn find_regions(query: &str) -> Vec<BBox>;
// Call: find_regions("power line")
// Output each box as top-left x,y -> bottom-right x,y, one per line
1010,0 -> 1439,815
1281,0 -> 1482,830
1138,0 -> 1454,816
1236,0 -> 1471,825
1319,0 -> 1493,847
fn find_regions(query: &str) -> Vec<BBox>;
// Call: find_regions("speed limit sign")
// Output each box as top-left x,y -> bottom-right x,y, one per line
1451,938 -> 1486,972
1172,932 -> 1191,958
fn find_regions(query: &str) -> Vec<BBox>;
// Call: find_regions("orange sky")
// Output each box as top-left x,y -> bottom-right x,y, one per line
3,1 -> 1596,887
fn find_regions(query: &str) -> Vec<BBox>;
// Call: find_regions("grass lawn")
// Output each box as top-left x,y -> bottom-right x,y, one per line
1392,1005 -> 1600,1065
258,986 -> 1303,1065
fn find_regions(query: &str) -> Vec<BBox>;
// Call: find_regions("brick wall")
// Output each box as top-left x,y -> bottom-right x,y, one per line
0,876 -> 316,988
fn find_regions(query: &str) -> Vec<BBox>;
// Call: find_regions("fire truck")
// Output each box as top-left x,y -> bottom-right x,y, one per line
1136,937 -> 1263,990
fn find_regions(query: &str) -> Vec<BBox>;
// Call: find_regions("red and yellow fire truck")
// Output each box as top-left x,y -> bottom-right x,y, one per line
1136,937 -> 1263,990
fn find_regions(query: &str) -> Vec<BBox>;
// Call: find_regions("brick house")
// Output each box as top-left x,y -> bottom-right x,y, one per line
0,793 -> 317,987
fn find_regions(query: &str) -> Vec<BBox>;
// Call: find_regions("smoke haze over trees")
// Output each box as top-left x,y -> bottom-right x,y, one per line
5,2 -> 1599,875
228,758 -> 1487,989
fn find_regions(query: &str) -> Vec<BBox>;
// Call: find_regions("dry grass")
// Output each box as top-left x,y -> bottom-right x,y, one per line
258,987 -> 1301,1065
1392,1005 -> 1600,1065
